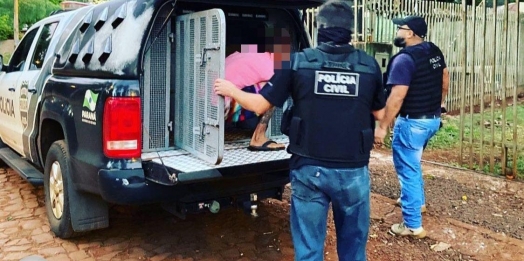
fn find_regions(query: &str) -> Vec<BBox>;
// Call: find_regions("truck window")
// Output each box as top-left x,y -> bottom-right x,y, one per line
30,22 -> 59,70
8,28 -> 38,72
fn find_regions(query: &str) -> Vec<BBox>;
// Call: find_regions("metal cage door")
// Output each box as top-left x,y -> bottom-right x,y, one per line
175,9 -> 225,165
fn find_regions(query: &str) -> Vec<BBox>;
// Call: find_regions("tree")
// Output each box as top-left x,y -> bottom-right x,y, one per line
0,14 -> 12,40
0,0 -> 60,41
19,0 -> 61,26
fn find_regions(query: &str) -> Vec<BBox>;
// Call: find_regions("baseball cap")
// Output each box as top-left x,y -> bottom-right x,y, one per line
393,16 -> 427,38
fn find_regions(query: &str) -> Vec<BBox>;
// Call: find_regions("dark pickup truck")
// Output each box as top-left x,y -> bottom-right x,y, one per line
0,0 -> 324,238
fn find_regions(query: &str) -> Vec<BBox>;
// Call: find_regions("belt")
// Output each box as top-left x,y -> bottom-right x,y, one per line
398,113 -> 439,119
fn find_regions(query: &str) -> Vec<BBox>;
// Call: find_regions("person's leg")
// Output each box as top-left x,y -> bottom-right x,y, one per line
329,166 -> 370,261
249,106 -> 285,150
290,166 -> 330,261
391,117 -> 440,235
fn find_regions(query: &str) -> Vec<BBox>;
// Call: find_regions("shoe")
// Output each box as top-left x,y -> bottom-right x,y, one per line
390,223 -> 427,238
247,140 -> 285,151
396,198 -> 427,213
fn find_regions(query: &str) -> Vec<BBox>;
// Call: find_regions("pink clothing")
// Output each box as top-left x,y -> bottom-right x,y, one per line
223,52 -> 275,117
225,52 -> 274,89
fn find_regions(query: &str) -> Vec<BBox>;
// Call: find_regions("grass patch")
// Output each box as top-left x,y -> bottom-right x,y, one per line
429,105 -> 524,149
382,104 -> 524,179
429,104 -> 524,179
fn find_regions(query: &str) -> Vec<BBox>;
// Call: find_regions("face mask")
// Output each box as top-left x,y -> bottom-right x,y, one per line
393,37 -> 406,48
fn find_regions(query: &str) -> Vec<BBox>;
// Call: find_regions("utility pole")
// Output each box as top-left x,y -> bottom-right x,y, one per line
14,0 -> 19,46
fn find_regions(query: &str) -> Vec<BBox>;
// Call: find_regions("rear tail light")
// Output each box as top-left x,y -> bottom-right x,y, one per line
103,97 -> 141,158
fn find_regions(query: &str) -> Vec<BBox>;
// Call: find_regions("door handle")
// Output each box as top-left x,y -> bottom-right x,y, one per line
200,45 -> 220,66
8,88 -> 15,92
28,88 -> 37,94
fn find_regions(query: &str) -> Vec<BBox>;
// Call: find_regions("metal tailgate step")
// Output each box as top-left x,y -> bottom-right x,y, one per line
142,138 -> 290,173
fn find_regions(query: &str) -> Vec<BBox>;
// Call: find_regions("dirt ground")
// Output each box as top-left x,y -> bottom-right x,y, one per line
1,149 -> 524,260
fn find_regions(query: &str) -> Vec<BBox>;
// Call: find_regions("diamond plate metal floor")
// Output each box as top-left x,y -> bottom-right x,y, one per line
142,137 -> 290,173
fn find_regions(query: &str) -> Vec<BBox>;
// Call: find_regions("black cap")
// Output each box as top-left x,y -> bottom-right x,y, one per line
393,16 -> 427,38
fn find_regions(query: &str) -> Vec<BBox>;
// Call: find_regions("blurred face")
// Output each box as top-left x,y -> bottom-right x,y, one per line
240,44 -> 258,53
266,28 -> 291,69
272,43 -> 291,69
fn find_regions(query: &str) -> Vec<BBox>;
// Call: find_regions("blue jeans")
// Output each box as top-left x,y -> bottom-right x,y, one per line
290,165 -> 370,261
392,116 -> 440,229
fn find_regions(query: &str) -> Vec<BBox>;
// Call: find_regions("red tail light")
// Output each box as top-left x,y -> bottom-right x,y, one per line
103,97 -> 141,158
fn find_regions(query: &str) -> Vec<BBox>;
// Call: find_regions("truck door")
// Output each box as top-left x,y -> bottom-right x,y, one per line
0,28 -> 39,154
175,9 -> 225,165
14,22 -> 59,158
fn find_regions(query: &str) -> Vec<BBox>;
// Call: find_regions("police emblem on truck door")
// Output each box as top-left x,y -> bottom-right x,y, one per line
314,71 -> 359,97
19,81 -> 29,129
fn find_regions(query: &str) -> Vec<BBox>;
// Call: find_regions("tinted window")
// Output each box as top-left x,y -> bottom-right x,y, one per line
8,29 -> 38,72
30,22 -> 59,70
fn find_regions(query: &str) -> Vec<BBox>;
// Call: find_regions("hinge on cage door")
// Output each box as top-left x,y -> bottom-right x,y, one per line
200,44 -> 220,66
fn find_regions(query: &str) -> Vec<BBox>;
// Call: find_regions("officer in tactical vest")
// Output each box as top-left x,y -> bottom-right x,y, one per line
375,16 -> 450,238
214,1 -> 385,260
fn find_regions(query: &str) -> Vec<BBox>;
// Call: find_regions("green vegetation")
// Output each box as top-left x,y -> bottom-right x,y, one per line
381,104 -> 524,179
0,0 -> 62,40
426,104 -> 524,179
429,105 -> 524,149
1,52 -> 12,62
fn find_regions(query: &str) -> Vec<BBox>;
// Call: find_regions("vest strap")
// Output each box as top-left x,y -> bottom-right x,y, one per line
295,48 -> 377,75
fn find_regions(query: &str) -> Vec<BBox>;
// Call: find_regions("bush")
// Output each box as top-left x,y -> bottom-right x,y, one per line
0,14 -> 13,41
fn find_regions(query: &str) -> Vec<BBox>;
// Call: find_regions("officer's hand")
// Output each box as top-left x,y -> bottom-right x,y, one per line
374,126 -> 388,146
440,106 -> 447,130
214,78 -> 238,98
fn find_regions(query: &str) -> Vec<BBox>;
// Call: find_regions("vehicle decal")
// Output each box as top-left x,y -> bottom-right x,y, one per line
0,96 -> 15,117
82,89 -> 98,125
20,81 -> 29,129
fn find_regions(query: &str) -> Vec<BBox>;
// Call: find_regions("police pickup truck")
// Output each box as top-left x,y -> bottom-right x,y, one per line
0,0 -> 324,238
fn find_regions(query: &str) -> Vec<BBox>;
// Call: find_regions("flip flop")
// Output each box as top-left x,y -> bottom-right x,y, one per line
247,140 -> 285,151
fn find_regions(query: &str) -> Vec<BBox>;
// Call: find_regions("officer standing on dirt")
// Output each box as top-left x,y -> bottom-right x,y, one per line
374,16 -> 449,238
214,1 -> 385,260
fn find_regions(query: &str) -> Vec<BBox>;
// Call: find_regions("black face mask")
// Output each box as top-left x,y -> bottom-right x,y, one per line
393,37 -> 406,48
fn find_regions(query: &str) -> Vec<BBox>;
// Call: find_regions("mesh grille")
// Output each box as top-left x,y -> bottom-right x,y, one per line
175,9 -> 225,164
175,21 -> 184,145
195,17 -> 207,153
188,19 -> 195,147
142,12 -> 170,151
270,107 -> 284,136
207,70 -> 219,124
268,97 -> 292,137
212,15 -> 219,44
149,22 -> 167,148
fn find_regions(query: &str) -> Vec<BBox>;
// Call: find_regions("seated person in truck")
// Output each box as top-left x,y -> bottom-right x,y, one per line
223,27 -> 291,151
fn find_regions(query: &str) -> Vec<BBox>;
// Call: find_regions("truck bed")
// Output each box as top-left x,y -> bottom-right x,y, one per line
142,137 -> 290,173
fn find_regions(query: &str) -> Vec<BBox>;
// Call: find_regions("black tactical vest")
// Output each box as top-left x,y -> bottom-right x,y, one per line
385,42 -> 444,116
284,44 -> 380,164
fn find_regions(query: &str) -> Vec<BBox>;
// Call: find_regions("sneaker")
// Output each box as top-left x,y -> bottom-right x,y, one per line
390,223 -> 427,238
396,198 -> 427,213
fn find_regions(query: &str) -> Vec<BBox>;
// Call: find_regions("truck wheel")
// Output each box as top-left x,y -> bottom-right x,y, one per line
44,140 -> 76,238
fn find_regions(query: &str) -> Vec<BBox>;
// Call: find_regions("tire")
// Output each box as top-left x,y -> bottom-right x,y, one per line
0,137 -> 7,168
44,140 -> 76,238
